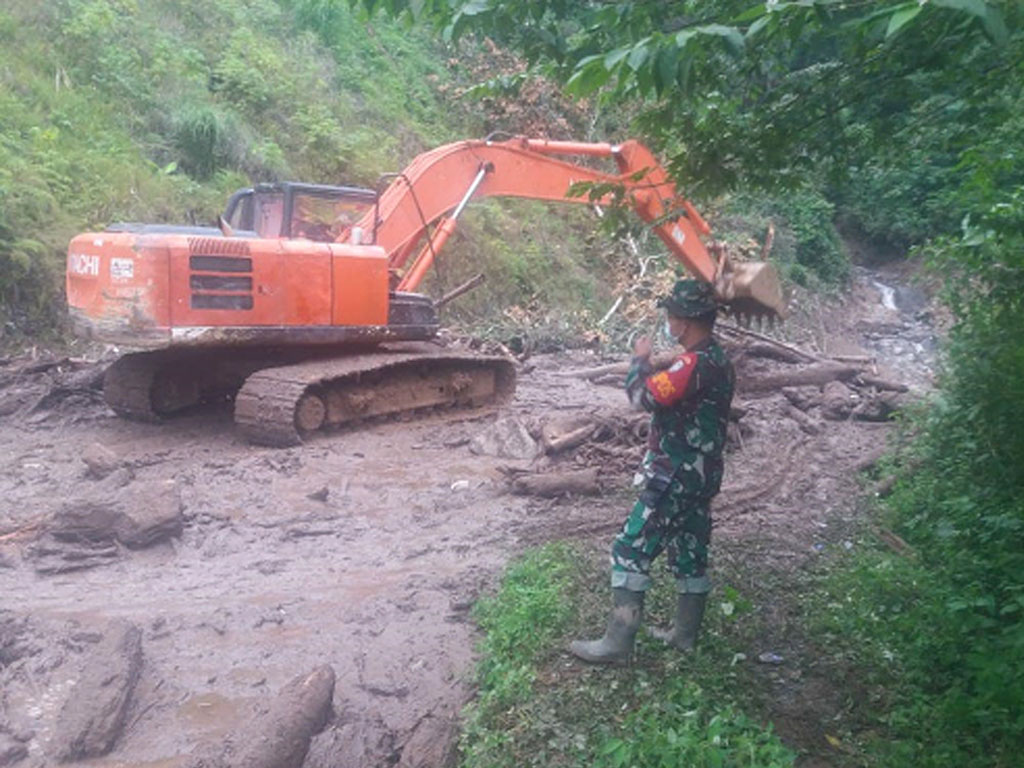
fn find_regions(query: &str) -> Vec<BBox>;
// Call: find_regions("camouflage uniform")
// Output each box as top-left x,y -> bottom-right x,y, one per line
611,335 -> 735,594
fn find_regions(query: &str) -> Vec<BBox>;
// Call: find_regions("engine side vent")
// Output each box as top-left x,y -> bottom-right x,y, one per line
189,255 -> 252,273
189,246 -> 254,311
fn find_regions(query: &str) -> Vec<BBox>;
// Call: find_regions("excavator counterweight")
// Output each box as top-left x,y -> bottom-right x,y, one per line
66,137 -> 784,443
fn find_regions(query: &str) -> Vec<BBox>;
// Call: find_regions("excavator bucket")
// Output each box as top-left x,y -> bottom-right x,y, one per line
716,260 -> 787,325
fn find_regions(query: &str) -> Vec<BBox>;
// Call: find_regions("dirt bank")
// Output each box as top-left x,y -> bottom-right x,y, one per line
0,263 -> 936,766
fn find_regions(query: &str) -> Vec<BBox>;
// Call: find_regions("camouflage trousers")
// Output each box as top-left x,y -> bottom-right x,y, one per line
610,476 -> 712,594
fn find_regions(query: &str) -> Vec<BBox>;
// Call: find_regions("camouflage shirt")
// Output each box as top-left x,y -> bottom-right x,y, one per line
625,336 -> 735,499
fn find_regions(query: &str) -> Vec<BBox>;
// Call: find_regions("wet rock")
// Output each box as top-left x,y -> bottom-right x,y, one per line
306,486 -> 329,502
304,714 -> 397,768
781,387 -> 821,412
853,391 -> 903,422
26,535 -> 120,575
0,613 -> 34,667
117,480 -> 183,548
49,501 -> 123,543
469,417 -> 538,460
399,714 -> 457,768
820,381 -> 858,420
0,394 -> 25,418
81,443 -> 121,480
49,479 -> 182,550
194,665 -> 335,768
0,734 -> 27,766
51,619 -> 143,762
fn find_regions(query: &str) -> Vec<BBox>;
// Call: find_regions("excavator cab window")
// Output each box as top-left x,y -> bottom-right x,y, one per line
289,190 -> 373,244
223,184 -> 376,242
223,188 -> 284,238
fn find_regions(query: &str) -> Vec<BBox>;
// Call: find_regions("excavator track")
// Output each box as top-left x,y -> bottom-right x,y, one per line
233,343 -> 516,447
102,349 -> 264,422
103,351 -> 213,421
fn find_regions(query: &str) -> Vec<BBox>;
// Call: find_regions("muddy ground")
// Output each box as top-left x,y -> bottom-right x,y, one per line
0,263 -> 937,767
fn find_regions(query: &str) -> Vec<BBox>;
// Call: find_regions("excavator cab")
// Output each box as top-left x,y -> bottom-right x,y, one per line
223,183 -> 377,244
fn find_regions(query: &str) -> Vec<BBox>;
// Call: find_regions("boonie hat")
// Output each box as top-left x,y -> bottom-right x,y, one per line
657,279 -> 717,318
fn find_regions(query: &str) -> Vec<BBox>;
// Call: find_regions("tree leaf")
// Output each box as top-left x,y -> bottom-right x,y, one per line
697,23 -> 745,53
627,42 -> 650,72
746,14 -> 772,39
675,27 -> 697,47
565,57 -> 610,96
604,46 -> 631,69
886,5 -> 922,38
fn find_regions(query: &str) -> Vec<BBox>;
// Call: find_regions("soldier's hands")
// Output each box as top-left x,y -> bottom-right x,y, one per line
633,335 -> 653,360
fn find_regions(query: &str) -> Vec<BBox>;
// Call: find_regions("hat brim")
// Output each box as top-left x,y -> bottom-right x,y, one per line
657,296 -> 711,318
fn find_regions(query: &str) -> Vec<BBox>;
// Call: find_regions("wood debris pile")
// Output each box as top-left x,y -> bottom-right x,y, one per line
505,324 -> 911,499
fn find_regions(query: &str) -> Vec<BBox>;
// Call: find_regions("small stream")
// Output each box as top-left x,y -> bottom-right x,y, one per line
855,265 -> 939,393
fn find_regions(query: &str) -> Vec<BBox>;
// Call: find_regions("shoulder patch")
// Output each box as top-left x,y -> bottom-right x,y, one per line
646,353 -> 697,405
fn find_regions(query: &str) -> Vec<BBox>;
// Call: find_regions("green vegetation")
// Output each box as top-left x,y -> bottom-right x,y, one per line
724,188 -> 848,288
461,542 -> 795,768
808,182 -> 1024,765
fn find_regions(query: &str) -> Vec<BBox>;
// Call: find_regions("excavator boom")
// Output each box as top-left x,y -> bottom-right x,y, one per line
353,137 -> 784,320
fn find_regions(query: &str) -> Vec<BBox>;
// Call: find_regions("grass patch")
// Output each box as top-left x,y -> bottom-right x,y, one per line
459,541 -> 795,768
805,506 -> 1024,766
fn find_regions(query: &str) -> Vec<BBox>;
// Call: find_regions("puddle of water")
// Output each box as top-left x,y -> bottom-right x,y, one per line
176,692 -> 240,735
227,665 -> 268,687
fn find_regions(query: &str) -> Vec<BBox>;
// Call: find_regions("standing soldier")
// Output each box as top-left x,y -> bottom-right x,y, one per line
570,279 -> 735,664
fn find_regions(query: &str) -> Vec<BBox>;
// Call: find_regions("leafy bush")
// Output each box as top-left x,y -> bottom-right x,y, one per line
814,186 -> 1024,765
595,683 -> 794,768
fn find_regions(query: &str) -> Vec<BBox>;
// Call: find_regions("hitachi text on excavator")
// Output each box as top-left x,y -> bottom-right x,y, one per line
66,137 -> 785,446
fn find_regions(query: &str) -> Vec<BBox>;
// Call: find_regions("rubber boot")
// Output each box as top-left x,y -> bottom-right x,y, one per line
569,588 -> 644,664
648,593 -> 707,652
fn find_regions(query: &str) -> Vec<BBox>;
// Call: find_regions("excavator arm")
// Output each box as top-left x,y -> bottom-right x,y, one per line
352,137 -> 784,319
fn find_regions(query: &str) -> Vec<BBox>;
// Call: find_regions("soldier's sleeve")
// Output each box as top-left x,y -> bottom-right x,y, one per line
642,352 -> 699,407
625,355 -> 655,411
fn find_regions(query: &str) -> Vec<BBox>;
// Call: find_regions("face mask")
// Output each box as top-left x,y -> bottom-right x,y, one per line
661,319 -> 677,345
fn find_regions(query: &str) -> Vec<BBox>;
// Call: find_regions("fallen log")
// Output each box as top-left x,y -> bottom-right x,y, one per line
229,666 -> 335,768
553,350 -> 681,380
873,526 -> 914,556
718,323 -> 819,363
829,354 -> 875,364
540,423 -> 598,454
743,342 -> 808,365
739,363 -> 861,395
193,666 -> 336,768
592,373 -> 623,387
511,467 -> 601,497
856,373 -> 909,393
784,404 -> 821,436
52,620 -> 143,762
871,457 -> 923,498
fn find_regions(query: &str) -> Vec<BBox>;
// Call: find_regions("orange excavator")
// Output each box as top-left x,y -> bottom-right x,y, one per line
66,136 -> 784,446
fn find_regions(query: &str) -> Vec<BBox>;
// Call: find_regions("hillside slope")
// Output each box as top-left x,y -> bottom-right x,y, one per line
0,0 -> 613,342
